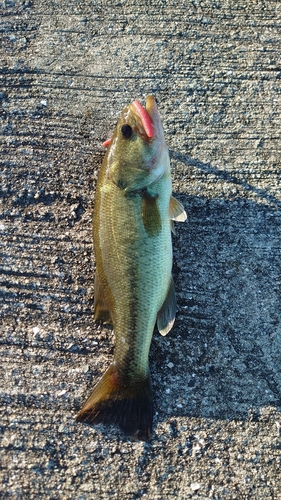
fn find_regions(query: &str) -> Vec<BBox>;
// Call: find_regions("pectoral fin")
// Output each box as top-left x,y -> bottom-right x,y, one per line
141,190 -> 161,237
169,196 -> 187,222
157,277 -> 177,336
94,272 -> 112,325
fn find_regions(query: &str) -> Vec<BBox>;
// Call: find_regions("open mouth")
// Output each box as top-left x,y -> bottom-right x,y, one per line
132,99 -> 154,138
103,97 -> 158,148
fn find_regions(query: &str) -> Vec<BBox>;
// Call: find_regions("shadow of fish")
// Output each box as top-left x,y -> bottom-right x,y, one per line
76,96 -> 186,440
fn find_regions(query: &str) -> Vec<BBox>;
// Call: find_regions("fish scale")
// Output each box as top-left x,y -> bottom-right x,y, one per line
76,96 -> 186,439
108,179 -> 173,377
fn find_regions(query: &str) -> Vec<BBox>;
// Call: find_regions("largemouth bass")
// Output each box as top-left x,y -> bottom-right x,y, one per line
76,96 -> 186,440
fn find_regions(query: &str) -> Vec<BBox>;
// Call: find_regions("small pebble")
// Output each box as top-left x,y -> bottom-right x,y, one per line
190,482 -> 201,491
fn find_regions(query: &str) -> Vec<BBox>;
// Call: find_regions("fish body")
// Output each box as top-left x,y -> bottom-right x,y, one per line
76,96 -> 186,439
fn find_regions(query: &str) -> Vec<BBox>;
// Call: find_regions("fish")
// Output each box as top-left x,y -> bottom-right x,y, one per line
76,95 -> 186,440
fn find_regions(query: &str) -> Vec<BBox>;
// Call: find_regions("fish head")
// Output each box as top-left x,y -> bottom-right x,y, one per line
106,96 -> 170,192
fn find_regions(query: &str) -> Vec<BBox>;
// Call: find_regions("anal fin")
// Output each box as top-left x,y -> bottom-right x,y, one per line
157,276 -> 177,336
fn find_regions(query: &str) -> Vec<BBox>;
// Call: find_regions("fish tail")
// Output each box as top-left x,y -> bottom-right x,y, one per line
76,363 -> 153,440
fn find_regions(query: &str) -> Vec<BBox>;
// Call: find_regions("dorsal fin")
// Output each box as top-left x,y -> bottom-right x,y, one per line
93,272 -> 113,325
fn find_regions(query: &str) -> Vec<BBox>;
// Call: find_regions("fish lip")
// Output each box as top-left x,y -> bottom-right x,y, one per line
145,95 -> 165,140
145,95 -> 157,115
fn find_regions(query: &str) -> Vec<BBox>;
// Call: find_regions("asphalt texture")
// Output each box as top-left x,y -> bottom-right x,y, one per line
1,1 -> 281,498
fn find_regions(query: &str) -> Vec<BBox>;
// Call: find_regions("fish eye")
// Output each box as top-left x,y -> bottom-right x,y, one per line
121,124 -> 133,139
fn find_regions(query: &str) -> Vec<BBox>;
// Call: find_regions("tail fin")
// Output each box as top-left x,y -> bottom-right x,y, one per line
76,363 -> 153,440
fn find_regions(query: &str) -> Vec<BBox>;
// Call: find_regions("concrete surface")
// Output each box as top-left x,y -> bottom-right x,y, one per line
1,0 -> 281,498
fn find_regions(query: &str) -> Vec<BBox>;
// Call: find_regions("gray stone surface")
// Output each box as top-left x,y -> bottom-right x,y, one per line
1,0 -> 281,498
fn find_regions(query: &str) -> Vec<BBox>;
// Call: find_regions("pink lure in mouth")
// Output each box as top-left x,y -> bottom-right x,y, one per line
102,98 -> 154,147
132,100 -> 154,138
103,138 -> 111,147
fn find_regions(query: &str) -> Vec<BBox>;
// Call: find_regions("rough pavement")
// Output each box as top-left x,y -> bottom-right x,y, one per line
1,1 -> 281,498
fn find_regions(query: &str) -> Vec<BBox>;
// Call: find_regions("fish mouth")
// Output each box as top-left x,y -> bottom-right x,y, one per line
145,95 -> 159,125
132,99 -> 154,138
131,96 -> 164,141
